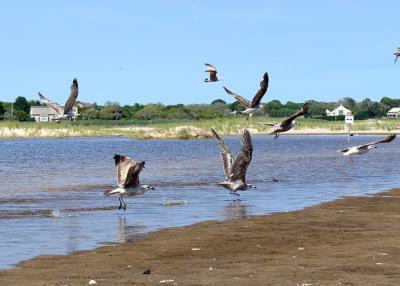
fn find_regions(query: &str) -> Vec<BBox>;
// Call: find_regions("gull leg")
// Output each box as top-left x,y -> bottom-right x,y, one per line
122,197 -> 127,211
348,155 -> 353,164
274,133 -> 279,139
118,197 -> 123,210
230,191 -> 240,201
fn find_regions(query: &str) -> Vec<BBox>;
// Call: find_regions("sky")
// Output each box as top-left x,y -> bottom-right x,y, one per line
0,1 -> 399,105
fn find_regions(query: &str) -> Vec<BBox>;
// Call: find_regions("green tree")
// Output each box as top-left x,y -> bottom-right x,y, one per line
81,108 -> 100,120
99,105 -> 123,120
211,99 -> 227,105
14,96 -> 30,113
230,101 -> 245,112
14,110 -> 32,122
134,104 -> 165,120
0,102 -> 5,119
340,97 -> 356,109
265,100 -> 283,111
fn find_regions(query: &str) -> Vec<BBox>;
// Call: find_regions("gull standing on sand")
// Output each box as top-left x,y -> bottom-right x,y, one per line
38,78 -> 79,122
338,134 -> 396,164
223,72 -> 269,120
259,103 -> 309,139
211,128 -> 255,197
204,63 -> 222,82
394,47 -> 400,65
105,154 -> 154,210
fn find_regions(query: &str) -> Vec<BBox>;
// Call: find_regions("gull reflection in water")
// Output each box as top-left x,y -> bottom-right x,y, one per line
224,200 -> 248,220
116,216 -> 146,243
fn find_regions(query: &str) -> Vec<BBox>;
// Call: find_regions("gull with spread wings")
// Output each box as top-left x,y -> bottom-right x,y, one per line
204,63 -> 222,82
394,47 -> 400,65
38,78 -> 79,122
223,72 -> 269,120
259,103 -> 309,139
338,134 -> 396,164
211,128 -> 255,197
105,154 -> 154,210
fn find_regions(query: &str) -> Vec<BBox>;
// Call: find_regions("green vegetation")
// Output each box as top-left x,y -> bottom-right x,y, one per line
0,95 -> 399,139
1,116 -> 400,139
1,95 -> 400,123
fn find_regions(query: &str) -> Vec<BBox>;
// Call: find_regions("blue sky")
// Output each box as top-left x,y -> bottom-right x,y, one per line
0,1 -> 399,105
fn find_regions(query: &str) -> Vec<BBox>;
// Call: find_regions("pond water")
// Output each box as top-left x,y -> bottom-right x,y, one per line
0,135 -> 399,268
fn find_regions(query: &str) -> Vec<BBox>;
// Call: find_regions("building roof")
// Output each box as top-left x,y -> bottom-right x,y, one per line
331,104 -> 351,113
30,106 -> 57,116
387,107 -> 400,113
326,104 -> 352,116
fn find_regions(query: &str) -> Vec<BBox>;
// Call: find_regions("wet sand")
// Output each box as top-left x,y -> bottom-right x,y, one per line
2,190 -> 400,285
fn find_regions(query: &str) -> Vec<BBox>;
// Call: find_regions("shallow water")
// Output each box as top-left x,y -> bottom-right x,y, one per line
0,135 -> 399,268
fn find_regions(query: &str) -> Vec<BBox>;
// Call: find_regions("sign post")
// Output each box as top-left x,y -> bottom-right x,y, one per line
345,114 -> 354,145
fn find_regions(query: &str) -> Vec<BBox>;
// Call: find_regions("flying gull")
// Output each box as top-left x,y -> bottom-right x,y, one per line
394,47 -> 400,65
223,72 -> 269,120
38,78 -> 79,122
204,63 -> 222,82
105,154 -> 154,210
211,128 -> 255,197
338,134 -> 396,164
259,102 -> 309,138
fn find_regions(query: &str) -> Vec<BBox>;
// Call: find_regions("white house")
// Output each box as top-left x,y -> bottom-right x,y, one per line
30,106 -> 78,122
326,104 -> 352,117
387,107 -> 400,118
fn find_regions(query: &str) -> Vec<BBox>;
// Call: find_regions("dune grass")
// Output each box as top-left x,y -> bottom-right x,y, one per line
1,117 -> 399,139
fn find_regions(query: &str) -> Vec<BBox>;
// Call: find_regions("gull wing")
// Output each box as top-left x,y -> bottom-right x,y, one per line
205,63 -> 217,73
114,154 -> 142,188
357,134 -> 396,150
230,129 -> 253,182
251,72 -> 269,108
63,78 -> 79,115
223,86 -> 251,108
338,147 -> 350,153
38,92 -> 63,114
281,102 -> 309,127
210,128 -> 235,180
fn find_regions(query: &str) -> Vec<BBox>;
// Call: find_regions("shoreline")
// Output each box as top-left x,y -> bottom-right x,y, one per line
0,125 -> 398,140
2,189 -> 400,285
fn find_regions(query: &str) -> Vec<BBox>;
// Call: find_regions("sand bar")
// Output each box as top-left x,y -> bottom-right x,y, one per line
2,189 -> 400,285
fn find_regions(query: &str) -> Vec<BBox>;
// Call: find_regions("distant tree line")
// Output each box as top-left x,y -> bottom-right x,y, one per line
0,96 -> 399,122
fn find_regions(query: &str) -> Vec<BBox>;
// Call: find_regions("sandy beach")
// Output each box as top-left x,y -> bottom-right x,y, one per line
0,125 -> 398,139
1,189 -> 400,285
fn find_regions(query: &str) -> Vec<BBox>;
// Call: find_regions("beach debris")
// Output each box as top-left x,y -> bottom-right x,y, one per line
143,268 -> 151,275
88,280 -> 97,285
162,200 -> 188,206
192,247 -> 201,251
378,252 -> 388,256
127,265 -> 132,268
376,262 -> 383,265
296,284 -> 312,286
159,279 -> 174,283
298,247 -> 305,251
209,266 -> 213,271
